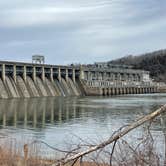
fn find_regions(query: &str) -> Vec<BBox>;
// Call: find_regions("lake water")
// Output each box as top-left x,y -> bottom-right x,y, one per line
0,93 -> 166,159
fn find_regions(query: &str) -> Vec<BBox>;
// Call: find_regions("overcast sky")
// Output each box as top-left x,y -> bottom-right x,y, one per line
0,0 -> 166,65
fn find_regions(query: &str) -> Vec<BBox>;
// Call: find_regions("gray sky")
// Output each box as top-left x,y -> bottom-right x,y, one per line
0,0 -> 166,65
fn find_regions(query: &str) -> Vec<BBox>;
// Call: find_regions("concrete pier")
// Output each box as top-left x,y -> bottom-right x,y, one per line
65,69 -> 68,82
58,67 -> 61,82
50,68 -> 53,82
2,64 -> 5,82
42,66 -> 45,82
33,66 -> 36,82
23,65 -> 27,82
72,69 -> 76,83
13,65 -> 16,83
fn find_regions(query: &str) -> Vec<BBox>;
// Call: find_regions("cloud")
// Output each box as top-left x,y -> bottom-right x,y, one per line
0,0 -> 166,64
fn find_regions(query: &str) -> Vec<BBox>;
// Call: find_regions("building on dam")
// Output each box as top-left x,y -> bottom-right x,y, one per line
0,60 -> 158,99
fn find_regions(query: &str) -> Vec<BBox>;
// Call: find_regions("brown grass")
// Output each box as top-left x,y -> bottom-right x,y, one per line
0,129 -> 162,166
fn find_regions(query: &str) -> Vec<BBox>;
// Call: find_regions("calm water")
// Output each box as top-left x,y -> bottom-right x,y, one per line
0,93 -> 166,157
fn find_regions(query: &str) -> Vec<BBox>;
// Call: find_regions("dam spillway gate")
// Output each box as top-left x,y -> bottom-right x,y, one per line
0,61 -> 158,99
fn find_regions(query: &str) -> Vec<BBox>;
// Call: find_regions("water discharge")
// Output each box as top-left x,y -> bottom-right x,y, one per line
5,76 -> 19,98
0,76 -> 83,98
16,76 -> 30,98
0,78 -> 8,98
26,76 -> 40,97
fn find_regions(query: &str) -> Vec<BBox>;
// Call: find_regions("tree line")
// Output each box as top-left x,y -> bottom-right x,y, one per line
109,49 -> 166,82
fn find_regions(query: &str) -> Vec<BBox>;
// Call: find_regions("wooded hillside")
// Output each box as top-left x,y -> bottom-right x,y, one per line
109,49 -> 166,82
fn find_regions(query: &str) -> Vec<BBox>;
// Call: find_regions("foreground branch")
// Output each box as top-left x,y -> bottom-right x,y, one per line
52,104 -> 166,166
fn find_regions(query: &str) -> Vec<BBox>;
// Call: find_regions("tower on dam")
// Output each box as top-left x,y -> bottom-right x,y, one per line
0,60 -> 158,99
32,55 -> 45,64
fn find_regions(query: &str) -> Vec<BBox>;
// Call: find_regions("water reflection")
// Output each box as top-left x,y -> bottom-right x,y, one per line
0,97 -> 82,129
0,93 -> 165,164
0,94 -> 165,131
0,93 -> 165,152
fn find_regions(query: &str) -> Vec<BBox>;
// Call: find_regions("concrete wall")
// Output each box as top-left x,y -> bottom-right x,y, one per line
0,61 -> 160,98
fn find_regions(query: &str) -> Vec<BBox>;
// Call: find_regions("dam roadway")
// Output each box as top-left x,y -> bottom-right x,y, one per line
0,61 -> 158,99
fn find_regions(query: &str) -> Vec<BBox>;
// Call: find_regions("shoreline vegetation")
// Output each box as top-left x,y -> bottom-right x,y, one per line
0,104 -> 166,166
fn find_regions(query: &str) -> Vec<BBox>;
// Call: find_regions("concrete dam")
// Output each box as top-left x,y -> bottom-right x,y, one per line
0,61 -> 158,99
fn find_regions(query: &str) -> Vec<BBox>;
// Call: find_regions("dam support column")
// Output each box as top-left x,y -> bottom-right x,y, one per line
122,87 -> 125,94
72,69 -> 76,83
142,87 -> 144,93
139,87 -> 142,94
42,66 -> 45,82
120,88 -> 123,95
50,68 -> 53,82
33,66 -> 36,82
2,64 -> 5,82
79,66 -> 85,80
23,65 -> 27,82
132,87 -> 135,94
127,87 -> 130,94
115,87 -> 118,95
58,67 -> 61,82
108,88 -> 111,95
65,69 -> 68,82
112,87 -> 115,95
13,65 -> 17,83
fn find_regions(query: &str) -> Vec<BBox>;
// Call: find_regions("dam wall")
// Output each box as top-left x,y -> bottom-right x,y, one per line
79,65 -> 159,96
0,61 -> 159,98
0,61 -> 83,99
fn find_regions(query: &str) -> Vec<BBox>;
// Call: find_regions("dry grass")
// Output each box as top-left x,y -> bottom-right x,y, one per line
0,128 -> 163,166
0,138 -> 54,166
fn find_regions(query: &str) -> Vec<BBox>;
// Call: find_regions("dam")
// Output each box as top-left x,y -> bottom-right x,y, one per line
0,61 -> 158,99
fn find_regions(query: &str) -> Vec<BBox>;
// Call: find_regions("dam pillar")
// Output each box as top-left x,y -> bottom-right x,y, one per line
108,88 -> 111,95
140,87 -> 142,94
120,88 -> 123,95
23,65 -> 27,82
152,87 -> 154,93
122,87 -> 126,95
33,66 -> 36,82
2,64 -> 5,82
142,87 -> 145,94
115,87 -> 119,95
143,87 -> 145,93
126,87 -> 129,94
72,69 -> 76,83
151,87 -> 153,93
132,87 -> 135,94
111,88 -> 114,95
13,65 -> 17,83
137,87 -> 140,94
65,69 -> 68,82
50,68 -> 53,82
119,88 -> 121,95
58,67 -> 61,82
155,86 -> 158,93
79,65 -> 85,80
103,88 -> 107,96
42,66 -> 45,82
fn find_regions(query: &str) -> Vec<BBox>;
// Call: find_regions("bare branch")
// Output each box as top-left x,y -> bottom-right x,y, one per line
51,104 -> 166,166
